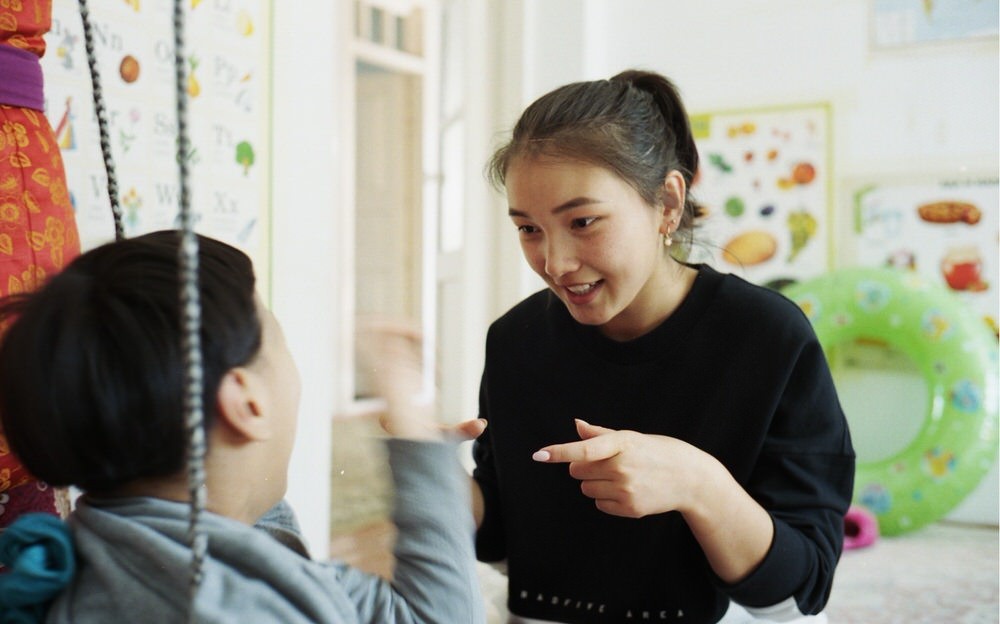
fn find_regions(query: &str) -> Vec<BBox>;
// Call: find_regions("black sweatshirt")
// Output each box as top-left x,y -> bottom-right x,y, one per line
473,264 -> 855,623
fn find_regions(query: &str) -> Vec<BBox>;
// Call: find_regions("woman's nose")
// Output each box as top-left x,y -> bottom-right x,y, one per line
543,237 -> 578,278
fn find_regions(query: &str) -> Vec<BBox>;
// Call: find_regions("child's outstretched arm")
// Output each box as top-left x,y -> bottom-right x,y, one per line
335,324 -> 485,623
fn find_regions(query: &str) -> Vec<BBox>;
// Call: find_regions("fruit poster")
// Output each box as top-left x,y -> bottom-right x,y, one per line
41,0 -> 271,293
852,177 -> 999,335
688,103 -> 832,289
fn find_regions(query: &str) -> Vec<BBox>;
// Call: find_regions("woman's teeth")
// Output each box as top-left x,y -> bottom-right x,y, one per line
567,282 -> 599,295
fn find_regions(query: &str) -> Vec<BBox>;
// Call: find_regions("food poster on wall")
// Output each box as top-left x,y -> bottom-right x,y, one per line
41,0 -> 270,293
688,103 -> 832,289
852,177 -> 999,336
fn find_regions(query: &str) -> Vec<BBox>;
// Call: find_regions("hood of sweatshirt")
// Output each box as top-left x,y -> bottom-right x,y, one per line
47,496 -> 358,623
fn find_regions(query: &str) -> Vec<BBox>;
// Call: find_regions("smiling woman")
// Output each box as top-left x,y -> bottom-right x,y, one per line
469,69 -> 856,624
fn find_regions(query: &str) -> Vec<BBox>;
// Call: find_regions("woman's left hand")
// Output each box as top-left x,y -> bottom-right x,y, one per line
537,420 -> 775,583
532,419 -> 709,518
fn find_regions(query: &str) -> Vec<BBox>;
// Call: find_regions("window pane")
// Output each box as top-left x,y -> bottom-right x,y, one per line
354,62 -> 424,399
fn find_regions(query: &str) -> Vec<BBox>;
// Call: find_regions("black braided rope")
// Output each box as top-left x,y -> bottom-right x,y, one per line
77,0 -> 125,241
77,1 -> 207,618
171,1 -> 208,620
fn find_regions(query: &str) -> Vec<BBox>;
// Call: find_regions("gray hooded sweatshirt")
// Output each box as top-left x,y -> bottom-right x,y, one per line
45,439 -> 485,623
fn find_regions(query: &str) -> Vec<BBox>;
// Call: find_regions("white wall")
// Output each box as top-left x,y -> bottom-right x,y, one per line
592,0 -> 998,173
269,2 -> 347,557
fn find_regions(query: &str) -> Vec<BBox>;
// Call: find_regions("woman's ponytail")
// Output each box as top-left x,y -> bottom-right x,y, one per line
611,70 -> 705,223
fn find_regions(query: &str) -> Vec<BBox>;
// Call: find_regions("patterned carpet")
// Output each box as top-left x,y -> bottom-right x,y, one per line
825,522 -> 998,623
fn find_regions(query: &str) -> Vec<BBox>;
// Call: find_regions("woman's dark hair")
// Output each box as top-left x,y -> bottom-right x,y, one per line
488,69 -> 704,245
0,230 -> 261,492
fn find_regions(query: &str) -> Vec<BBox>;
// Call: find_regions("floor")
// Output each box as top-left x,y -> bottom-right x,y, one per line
329,414 -> 393,537
329,416 -> 999,623
328,520 -> 395,579
825,521 -> 998,623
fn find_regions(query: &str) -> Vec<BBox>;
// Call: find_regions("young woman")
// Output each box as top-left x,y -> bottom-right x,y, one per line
470,70 -> 855,623
0,230 -> 484,623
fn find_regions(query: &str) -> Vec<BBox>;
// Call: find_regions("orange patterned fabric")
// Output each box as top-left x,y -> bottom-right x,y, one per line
0,0 -> 80,528
0,0 -> 50,56
0,105 -> 78,284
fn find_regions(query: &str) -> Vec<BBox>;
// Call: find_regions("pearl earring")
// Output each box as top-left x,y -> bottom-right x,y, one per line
663,219 -> 677,248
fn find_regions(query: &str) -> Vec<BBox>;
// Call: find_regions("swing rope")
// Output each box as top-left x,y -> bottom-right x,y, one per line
78,1 -> 207,620
171,1 -> 208,618
77,0 -> 124,241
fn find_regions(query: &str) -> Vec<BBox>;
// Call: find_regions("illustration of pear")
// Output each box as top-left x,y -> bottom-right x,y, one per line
187,56 -> 201,97
237,10 -> 254,37
786,210 -> 817,262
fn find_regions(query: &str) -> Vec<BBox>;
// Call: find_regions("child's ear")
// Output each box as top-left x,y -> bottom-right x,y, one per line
216,368 -> 270,441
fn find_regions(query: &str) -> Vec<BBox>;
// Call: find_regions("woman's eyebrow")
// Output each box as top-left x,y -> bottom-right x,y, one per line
508,197 -> 604,218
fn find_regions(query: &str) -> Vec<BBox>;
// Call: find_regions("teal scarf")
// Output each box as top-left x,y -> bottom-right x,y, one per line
0,514 -> 75,623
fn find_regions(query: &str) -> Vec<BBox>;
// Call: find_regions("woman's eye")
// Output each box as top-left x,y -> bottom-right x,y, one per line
517,224 -> 537,234
571,217 -> 597,229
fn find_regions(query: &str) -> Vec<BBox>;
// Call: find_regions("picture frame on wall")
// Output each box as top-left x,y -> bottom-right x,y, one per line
871,0 -> 999,50
688,102 -> 834,291
844,172 -> 999,337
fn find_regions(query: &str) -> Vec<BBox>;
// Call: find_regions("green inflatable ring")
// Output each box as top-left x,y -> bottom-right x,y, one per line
783,267 -> 998,536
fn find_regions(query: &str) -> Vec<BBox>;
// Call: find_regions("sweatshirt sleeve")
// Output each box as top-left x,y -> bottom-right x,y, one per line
720,329 -> 856,615
471,372 -> 507,562
334,439 -> 485,624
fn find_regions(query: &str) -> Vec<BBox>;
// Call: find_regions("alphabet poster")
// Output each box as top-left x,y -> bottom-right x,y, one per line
852,176 -> 999,335
41,0 -> 271,293
688,103 -> 833,290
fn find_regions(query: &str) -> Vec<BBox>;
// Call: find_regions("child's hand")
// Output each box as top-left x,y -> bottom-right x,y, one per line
446,418 -> 487,441
357,321 -> 441,441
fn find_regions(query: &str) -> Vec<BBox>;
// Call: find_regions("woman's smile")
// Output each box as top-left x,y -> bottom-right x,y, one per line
561,279 -> 604,306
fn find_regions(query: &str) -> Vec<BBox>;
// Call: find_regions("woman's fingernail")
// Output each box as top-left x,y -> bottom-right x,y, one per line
532,450 -> 551,462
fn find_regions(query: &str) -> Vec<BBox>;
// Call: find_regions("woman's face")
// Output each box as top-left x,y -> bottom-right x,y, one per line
505,156 -> 683,340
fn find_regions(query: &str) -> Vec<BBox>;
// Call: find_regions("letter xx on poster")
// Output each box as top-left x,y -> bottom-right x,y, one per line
688,103 -> 832,290
41,0 -> 270,276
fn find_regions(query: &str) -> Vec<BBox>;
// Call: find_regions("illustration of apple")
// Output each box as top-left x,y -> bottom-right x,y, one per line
940,246 -> 987,291
791,162 -> 815,184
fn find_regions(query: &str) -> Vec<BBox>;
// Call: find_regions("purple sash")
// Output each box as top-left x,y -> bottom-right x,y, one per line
0,45 -> 44,111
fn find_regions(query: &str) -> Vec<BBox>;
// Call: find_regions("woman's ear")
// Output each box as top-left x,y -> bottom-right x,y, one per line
216,368 -> 270,441
659,170 -> 687,233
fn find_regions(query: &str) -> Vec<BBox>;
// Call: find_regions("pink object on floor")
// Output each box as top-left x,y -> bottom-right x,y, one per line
843,505 -> 879,550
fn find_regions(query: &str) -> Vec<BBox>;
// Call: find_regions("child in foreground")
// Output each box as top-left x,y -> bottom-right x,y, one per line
0,230 -> 484,623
